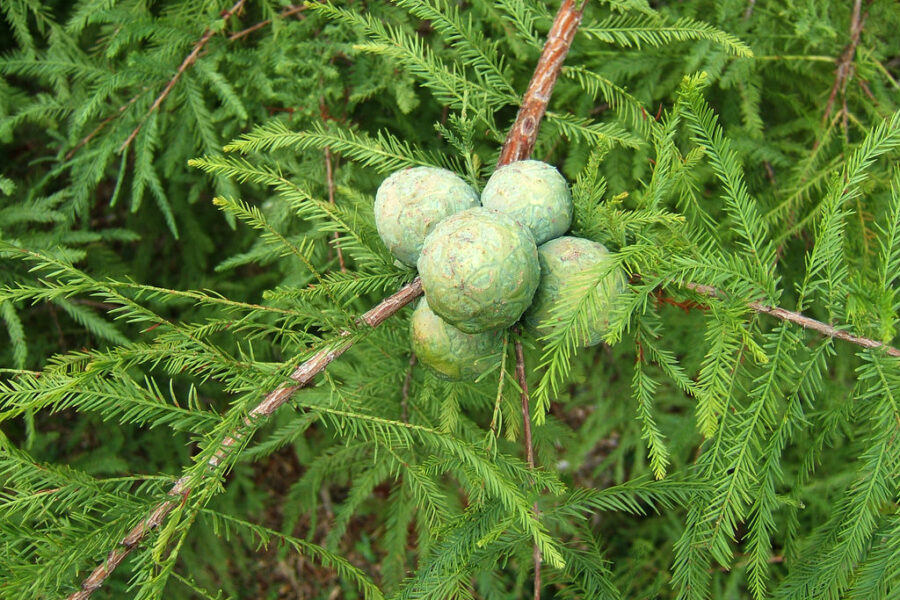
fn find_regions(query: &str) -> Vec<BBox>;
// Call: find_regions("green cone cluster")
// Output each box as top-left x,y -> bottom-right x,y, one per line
374,161 -> 625,380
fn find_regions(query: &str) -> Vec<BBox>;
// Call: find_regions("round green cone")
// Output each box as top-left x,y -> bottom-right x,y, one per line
481,160 -> 572,245
410,298 -> 502,380
417,207 -> 540,333
525,236 -> 625,347
374,166 -> 480,267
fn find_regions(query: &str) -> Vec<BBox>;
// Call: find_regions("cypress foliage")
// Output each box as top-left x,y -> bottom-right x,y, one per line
1,0 -> 899,598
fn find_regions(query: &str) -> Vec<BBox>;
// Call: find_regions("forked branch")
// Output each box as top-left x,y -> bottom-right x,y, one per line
118,0 -> 247,153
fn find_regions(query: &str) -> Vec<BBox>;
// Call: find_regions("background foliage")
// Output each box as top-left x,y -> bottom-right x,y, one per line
1,0 -> 899,598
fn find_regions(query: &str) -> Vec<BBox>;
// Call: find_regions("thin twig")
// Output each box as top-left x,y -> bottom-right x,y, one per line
401,354 -> 416,422
818,0 -> 866,133
515,334 -> 535,470
66,1 -> 587,595
65,93 -> 145,161
69,0 -> 289,162
324,146 -> 346,272
228,4 -> 306,41
514,330 -> 541,600
684,282 -> 900,358
118,0 -> 247,153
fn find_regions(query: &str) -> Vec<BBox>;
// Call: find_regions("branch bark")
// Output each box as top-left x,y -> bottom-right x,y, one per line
497,0 -> 585,166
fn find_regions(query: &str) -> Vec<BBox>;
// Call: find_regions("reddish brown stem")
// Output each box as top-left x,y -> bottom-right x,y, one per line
515,331 -> 541,599
818,0 -> 866,132
118,0 -> 247,153
65,0 -> 586,593
497,0 -> 585,167
65,93 -> 145,161
401,354 -> 417,422
515,336 -> 535,470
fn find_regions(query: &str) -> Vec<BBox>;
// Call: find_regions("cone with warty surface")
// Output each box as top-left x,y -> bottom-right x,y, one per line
417,207 -> 540,333
481,160 -> 572,245
374,166 -> 480,267
525,236 -> 626,347
410,298 -> 503,380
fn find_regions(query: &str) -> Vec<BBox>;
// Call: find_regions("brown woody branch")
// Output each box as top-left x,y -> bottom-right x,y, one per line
684,282 -> 900,358
497,0 -> 586,166
65,0 -> 584,595
117,0 -> 247,153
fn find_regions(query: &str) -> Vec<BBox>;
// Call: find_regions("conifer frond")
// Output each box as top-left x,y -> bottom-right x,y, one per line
545,111 -> 643,150
780,109 -> 900,241
633,325 -> 672,479
392,0 -> 519,100
563,65 -> 659,139
200,509 -> 385,600
221,119 -> 461,174
492,0 -> 543,50
677,73 -> 775,293
312,1 -> 511,111
580,14 -> 752,57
